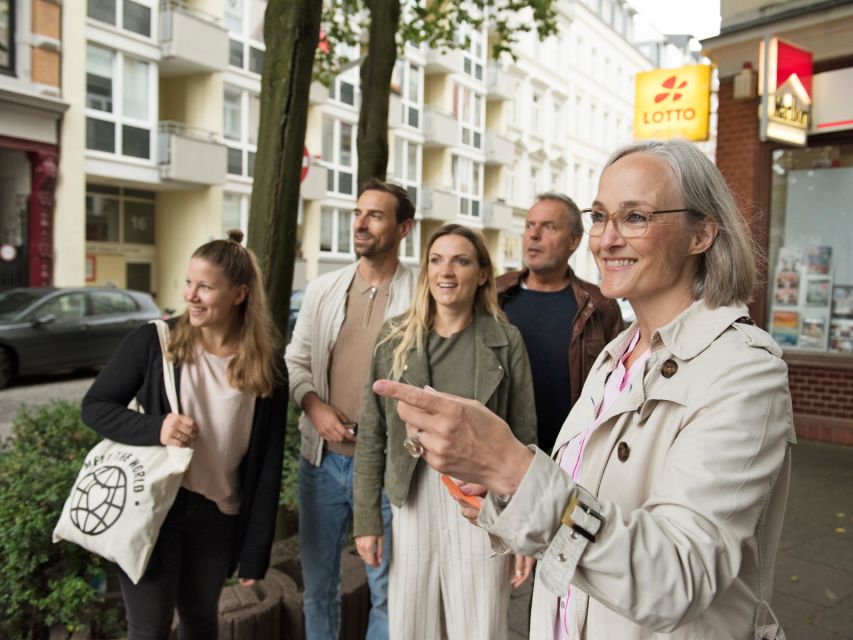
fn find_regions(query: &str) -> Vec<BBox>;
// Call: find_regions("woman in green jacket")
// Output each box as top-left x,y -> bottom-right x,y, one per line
353,224 -> 537,640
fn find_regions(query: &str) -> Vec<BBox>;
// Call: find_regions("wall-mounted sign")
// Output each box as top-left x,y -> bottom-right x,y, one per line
810,67 -> 853,134
633,64 -> 712,141
758,37 -> 813,146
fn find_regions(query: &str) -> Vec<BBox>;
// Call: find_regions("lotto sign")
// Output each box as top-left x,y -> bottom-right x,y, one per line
633,65 -> 712,141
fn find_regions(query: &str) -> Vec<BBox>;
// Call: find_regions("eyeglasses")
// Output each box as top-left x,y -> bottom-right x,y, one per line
580,207 -> 697,238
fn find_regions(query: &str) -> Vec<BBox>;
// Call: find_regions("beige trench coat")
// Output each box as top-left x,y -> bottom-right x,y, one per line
479,301 -> 796,639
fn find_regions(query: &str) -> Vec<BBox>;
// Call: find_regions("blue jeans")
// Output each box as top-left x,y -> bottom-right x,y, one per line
299,451 -> 391,640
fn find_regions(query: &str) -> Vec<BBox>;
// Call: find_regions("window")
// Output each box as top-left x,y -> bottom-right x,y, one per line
504,234 -> 522,266
393,60 -> 422,128
452,155 -> 482,218
223,87 -> 259,177
320,207 -> 353,255
330,77 -> 357,107
531,91 -> 541,135
767,144 -> 853,353
222,192 -> 248,237
551,171 -> 561,191
36,294 -> 87,321
90,291 -> 139,314
322,117 -> 356,196
400,223 -> 419,261
453,83 -> 483,149
86,185 -> 156,244
226,0 -> 266,74
1,0 -> 13,74
529,166 -> 539,201
458,23 -> 485,80
391,136 -> 421,207
87,0 -> 152,37
86,45 -> 154,160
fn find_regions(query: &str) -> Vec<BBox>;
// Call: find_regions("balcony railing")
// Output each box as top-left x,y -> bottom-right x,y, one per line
487,63 -> 518,102
419,187 -> 457,222
482,199 -> 513,231
485,131 -> 514,166
423,108 -> 459,148
425,48 -> 464,75
158,121 -> 226,185
159,1 -> 228,76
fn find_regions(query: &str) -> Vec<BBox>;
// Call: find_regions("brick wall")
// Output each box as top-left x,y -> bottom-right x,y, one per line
714,77 -> 762,223
788,364 -> 853,445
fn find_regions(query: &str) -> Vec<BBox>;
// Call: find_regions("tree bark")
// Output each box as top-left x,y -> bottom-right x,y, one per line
247,0 -> 321,341
356,0 -> 401,189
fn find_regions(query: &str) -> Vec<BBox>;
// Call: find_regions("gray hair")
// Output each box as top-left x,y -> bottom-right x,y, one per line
604,140 -> 758,308
535,192 -> 583,237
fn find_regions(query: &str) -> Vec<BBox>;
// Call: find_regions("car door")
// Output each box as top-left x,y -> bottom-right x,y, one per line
17,292 -> 90,374
85,290 -> 143,364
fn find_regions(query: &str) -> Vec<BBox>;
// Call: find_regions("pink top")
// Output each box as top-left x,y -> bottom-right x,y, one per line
554,330 -> 650,640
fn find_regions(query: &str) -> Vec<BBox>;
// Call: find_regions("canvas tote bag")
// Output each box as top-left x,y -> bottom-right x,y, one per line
53,319 -> 193,584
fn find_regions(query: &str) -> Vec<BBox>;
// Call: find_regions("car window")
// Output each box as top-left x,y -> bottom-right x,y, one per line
34,293 -> 87,321
0,290 -> 46,320
90,291 -> 140,315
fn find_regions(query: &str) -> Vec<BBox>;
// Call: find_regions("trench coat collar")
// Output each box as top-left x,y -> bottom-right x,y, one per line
400,311 -> 508,406
601,299 -> 749,365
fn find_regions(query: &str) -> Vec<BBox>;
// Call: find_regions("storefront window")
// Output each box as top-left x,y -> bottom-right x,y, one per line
1,0 -> 13,74
767,144 -> 853,354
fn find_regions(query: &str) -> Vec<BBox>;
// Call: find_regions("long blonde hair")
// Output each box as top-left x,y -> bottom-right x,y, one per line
169,229 -> 279,397
380,224 -> 503,378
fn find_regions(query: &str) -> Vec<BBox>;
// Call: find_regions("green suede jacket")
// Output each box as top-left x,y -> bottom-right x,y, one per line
353,310 -> 538,537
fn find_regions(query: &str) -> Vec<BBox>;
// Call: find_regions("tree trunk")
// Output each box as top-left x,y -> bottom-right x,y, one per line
247,0 -> 321,341
356,0 -> 401,189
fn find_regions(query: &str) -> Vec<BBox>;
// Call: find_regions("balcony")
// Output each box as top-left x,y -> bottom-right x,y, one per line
484,131 -> 514,166
423,108 -> 459,148
309,81 -> 329,105
425,48 -> 464,75
160,1 -> 228,76
300,162 -> 327,201
388,93 -> 403,129
482,200 -> 513,231
487,64 -> 518,102
158,121 -> 226,185
419,187 -> 457,222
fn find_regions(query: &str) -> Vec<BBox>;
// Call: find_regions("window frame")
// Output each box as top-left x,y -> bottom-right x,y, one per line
1,0 -> 14,76
85,185 -> 156,246
87,0 -> 155,39
453,82 -> 484,150
319,206 -> 354,256
85,44 -> 157,161
225,0 -> 266,75
452,154 -> 483,219
321,116 -> 357,197
223,86 -> 260,178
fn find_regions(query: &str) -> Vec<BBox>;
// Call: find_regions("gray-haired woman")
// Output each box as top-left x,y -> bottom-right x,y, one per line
371,140 -> 794,639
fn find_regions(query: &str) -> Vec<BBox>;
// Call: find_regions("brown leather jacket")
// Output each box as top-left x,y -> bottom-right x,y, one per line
495,266 -> 624,406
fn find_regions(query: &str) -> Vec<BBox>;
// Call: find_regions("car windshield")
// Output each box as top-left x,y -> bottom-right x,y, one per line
0,290 -> 47,321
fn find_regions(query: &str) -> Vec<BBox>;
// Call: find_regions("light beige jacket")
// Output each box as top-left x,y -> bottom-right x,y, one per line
480,300 -> 796,639
284,261 -> 415,466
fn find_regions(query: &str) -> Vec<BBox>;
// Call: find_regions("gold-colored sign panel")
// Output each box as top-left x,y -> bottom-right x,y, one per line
634,65 -> 712,141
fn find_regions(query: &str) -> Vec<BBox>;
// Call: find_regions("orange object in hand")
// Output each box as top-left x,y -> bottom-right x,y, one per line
440,474 -> 483,509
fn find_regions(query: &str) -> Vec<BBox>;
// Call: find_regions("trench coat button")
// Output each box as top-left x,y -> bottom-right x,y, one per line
558,553 -> 568,562
617,441 -> 630,462
661,359 -> 678,378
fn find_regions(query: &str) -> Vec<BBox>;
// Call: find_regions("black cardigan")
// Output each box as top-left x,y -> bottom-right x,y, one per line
81,322 -> 287,579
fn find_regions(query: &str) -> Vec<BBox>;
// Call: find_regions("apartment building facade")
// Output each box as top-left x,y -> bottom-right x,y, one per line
0,0 -> 66,289
40,0 -> 701,312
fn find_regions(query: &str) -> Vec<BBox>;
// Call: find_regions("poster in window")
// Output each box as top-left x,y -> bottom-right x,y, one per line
798,315 -> 828,350
771,310 -> 799,346
777,246 -> 803,272
806,246 -> 832,275
805,276 -> 831,306
774,270 -> 799,306
832,285 -> 853,319
829,319 -> 853,353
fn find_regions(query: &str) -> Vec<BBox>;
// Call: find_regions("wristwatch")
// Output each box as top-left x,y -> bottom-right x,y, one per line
561,486 -> 605,543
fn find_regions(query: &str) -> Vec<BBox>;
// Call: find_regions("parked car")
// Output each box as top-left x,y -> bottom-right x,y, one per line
287,289 -> 304,340
0,287 -> 161,389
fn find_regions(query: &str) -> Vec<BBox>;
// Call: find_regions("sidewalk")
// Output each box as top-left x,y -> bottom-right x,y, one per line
507,440 -> 853,639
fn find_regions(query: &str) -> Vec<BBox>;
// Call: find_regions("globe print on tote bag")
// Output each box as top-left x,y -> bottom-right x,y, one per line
70,466 -> 128,535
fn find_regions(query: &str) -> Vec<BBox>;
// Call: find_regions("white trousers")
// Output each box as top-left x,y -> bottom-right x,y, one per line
388,463 -> 512,640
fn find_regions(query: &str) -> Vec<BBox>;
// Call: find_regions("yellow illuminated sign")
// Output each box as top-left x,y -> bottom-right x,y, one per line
634,65 -> 712,141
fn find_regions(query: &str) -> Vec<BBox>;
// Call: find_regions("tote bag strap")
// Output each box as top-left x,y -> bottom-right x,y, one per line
150,319 -> 180,415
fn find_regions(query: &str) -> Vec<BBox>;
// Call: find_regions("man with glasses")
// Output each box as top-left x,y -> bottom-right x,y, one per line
497,193 -> 623,454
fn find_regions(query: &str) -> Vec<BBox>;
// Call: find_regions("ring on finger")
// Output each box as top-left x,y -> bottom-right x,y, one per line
403,429 -> 425,458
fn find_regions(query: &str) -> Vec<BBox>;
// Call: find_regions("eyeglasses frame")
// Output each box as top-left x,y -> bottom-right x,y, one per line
580,207 -> 700,238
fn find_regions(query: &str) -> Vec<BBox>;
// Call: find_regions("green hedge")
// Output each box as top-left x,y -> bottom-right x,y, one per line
0,401 -> 121,639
